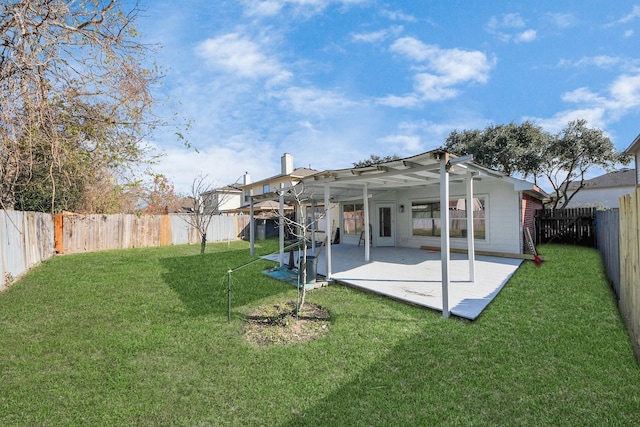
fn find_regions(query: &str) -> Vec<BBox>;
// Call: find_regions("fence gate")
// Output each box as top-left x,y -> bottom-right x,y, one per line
535,208 -> 596,247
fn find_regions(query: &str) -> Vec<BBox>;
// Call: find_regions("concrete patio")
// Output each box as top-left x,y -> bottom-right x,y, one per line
267,244 -> 523,320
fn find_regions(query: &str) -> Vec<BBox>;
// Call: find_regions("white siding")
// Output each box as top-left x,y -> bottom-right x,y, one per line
564,187 -> 636,209
394,179 -> 522,254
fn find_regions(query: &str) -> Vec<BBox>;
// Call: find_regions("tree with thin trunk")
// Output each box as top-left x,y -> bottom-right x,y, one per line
277,183 -> 325,313
183,174 -> 237,255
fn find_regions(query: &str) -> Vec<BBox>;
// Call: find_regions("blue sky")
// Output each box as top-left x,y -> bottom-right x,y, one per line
134,0 -> 640,193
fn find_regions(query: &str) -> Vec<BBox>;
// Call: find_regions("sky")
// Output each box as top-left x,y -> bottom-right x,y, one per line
131,0 -> 640,193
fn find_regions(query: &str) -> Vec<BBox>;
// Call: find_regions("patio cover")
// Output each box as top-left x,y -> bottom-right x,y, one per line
249,150 -> 535,318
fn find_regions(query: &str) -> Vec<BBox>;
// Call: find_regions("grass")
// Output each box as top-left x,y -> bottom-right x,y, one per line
1,240 -> 639,426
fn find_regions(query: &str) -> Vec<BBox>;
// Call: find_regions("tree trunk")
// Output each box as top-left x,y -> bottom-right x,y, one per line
200,233 -> 207,255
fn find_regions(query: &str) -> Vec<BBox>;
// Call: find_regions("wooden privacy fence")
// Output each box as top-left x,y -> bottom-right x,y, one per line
596,209 -> 620,297
55,213 -> 244,254
1,210 -> 54,291
619,188 -> 640,360
535,208 -> 596,247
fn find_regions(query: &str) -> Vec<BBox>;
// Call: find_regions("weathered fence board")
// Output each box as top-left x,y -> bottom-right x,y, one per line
1,210 -> 54,291
619,188 -> 640,360
535,208 -> 596,246
596,209 -> 620,297
58,213 -> 243,254
1,211 -> 250,289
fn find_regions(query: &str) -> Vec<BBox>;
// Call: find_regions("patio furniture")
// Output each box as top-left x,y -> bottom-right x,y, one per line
358,224 -> 372,247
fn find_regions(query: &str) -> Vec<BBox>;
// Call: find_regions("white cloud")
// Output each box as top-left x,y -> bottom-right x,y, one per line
486,13 -> 537,43
607,5 -> 640,26
351,26 -> 403,43
515,29 -> 537,43
558,55 -> 640,71
561,87 -> 607,104
624,29 -> 634,38
527,73 -> 640,133
386,37 -> 494,103
381,9 -> 417,22
528,109 -> 607,133
376,94 -> 421,108
609,74 -> 640,109
242,0 -> 367,18
545,12 -> 578,29
278,86 -> 359,117
492,13 -> 526,29
150,142 -> 279,195
377,134 -> 422,152
196,33 -> 292,83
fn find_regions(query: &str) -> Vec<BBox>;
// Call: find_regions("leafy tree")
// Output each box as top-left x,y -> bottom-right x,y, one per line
444,121 -> 544,179
0,0 -> 164,213
541,120 -> 629,208
353,154 -> 401,168
443,120 -> 629,208
140,174 -> 181,215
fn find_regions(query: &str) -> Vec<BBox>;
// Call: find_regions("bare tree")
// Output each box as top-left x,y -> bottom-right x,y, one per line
184,174 -> 239,255
0,0 -> 164,213
278,183 -> 325,312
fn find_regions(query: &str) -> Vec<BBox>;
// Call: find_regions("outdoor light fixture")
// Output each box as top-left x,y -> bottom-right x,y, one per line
399,204 -> 405,213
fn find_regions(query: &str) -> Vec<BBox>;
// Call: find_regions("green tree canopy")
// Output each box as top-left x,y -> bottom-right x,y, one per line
353,154 -> 401,168
442,120 -> 629,208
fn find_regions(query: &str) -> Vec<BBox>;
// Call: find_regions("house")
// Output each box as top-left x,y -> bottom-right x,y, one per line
251,149 -> 547,256
625,134 -> 640,185
303,150 -> 546,254
201,182 -> 244,214
561,168 -> 637,209
249,149 -> 547,318
238,153 -> 320,238
240,153 -> 317,209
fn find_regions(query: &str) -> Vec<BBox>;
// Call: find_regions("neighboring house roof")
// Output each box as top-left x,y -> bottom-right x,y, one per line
567,168 -> 636,191
624,133 -> 640,155
204,183 -> 243,195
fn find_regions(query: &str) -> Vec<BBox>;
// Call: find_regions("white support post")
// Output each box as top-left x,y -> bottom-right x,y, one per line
249,198 -> 255,257
324,184 -> 332,279
440,154 -> 450,318
279,190 -> 285,267
466,172 -> 476,282
363,183 -> 370,262
311,199 -> 317,252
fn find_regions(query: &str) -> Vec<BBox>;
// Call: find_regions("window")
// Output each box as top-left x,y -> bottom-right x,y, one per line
412,196 -> 486,239
263,184 -> 269,194
343,203 -> 364,235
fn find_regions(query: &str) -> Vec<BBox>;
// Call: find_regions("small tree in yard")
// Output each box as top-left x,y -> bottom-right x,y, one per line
278,184 -> 325,313
183,174 -> 235,255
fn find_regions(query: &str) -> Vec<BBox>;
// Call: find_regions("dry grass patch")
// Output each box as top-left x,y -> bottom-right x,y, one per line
243,300 -> 330,346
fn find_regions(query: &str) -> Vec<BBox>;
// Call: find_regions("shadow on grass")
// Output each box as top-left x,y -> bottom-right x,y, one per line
278,246 -> 640,426
159,248 -> 290,317
281,314 -> 640,426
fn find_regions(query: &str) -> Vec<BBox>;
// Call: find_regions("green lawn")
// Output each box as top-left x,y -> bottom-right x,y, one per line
1,241 -> 638,426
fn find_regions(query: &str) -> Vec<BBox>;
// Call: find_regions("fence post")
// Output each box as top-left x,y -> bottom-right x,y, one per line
54,214 -> 64,254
